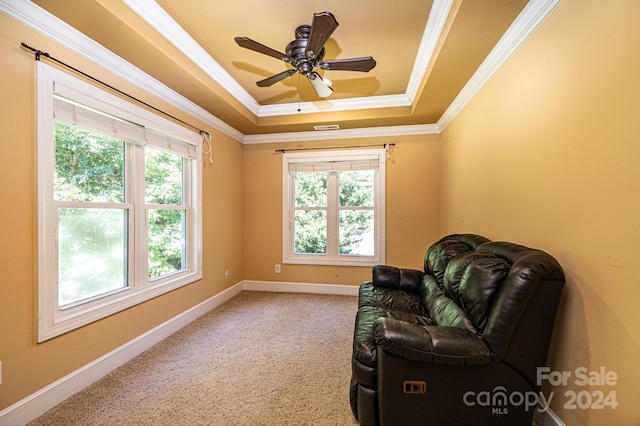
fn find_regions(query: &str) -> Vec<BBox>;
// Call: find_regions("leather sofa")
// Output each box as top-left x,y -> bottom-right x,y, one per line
350,234 -> 565,425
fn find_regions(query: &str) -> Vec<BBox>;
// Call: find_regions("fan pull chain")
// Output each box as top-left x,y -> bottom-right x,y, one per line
297,73 -> 302,112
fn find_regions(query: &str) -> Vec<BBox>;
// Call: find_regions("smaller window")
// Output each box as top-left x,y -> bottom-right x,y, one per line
282,149 -> 386,267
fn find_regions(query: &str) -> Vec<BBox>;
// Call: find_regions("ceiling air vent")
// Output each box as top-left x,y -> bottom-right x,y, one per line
313,124 -> 340,131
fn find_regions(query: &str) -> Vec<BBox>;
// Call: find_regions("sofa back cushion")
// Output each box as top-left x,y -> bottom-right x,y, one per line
424,234 -> 491,286
442,252 -> 511,332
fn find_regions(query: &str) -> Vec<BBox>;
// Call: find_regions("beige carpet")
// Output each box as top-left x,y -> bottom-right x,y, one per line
29,291 -> 360,426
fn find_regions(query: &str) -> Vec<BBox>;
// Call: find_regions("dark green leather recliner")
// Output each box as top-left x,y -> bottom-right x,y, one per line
350,234 -> 565,426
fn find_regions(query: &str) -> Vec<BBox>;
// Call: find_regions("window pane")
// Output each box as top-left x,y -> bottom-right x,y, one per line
58,208 -> 128,306
145,148 -> 183,205
54,123 -> 124,202
294,210 -> 327,254
294,172 -> 327,207
339,170 -> 375,207
339,210 -> 374,256
148,209 -> 186,278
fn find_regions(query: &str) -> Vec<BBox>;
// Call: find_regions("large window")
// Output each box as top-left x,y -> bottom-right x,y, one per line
282,149 -> 385,266
37,63 -> 202,341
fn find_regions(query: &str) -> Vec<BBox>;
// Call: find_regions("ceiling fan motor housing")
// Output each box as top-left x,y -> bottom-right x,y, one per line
286,25 -> 325,76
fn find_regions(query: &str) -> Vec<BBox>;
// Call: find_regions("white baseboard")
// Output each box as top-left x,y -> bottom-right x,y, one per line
242,279 -> 360,296
0,280 -> 356,425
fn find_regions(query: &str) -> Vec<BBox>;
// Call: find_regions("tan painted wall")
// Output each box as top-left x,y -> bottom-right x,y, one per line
242,135 -> 441,285
0,8 -> 441,413
6,0 -> 638,423
440,0 -> 640,423
0,14 -> 244,409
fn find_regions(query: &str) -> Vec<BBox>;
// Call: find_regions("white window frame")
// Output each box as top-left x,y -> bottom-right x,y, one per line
282,149 -> 386,267
37,62 -> 202,342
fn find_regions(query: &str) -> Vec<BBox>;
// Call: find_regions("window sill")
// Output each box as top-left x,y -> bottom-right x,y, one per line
40,270 -> 202,342
283,256 -> 383,268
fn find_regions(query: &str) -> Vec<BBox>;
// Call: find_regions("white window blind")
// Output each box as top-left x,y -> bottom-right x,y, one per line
53,96 -> 198,158
287,159 -> 380,173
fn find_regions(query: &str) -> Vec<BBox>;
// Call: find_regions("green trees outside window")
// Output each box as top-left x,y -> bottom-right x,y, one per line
338,170 -> 375,256
145,148 -> 186,279
292,169 -> 375,256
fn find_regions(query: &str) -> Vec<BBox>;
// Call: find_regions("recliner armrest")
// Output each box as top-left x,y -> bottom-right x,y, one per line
372,265 -> 423,292
373,317 -> 491,366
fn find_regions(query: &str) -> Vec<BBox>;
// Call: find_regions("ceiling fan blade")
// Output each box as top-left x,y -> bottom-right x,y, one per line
319,57 -> 377,72
305,12 -> 338,60
256,69 -> 297,87
307,72 -> 333,98
234,37 -> 292,62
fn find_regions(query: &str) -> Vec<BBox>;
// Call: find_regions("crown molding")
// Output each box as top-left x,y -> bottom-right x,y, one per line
122,0 -> 261,116
405,0 -> 454,102
2,0 -> 563,144
243,124 -> 440,144
258,94 -> 412,117
120,0 -> 561,131
438,0 -> 562,131
1,0 -> 244,142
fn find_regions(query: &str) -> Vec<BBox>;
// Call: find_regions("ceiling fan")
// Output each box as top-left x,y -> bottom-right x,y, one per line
235,11 -> 376,98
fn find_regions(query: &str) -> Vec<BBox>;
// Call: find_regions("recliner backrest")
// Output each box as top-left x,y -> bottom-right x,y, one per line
423,236 -> 565,376
423,234 -> 491,286
441,251 -> 511,333
477,242 -> 565,360
419,234 -> 494,334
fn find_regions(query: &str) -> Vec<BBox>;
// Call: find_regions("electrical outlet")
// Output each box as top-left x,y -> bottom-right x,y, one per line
225,270 -> 230,280
275,264 -> 281,273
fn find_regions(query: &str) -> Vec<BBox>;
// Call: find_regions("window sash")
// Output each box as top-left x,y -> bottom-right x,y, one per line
56,204 -> 131,307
